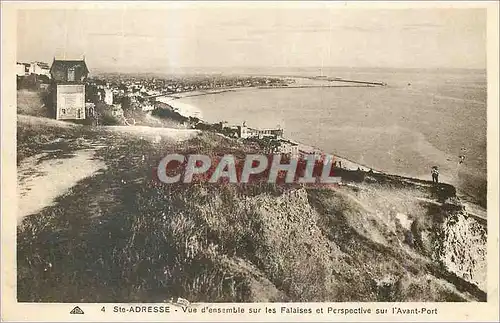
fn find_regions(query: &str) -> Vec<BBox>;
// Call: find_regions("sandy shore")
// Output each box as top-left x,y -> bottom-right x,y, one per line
294,142 -> 377,173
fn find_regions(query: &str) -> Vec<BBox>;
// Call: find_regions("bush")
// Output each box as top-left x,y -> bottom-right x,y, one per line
100,114 -> 121,125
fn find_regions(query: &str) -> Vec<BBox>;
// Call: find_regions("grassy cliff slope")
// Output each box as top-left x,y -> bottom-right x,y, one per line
17,115 -> 487,302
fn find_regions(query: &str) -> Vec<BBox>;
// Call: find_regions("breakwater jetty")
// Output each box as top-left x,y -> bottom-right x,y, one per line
310,76 -> 387,86
257,84 -> 377,89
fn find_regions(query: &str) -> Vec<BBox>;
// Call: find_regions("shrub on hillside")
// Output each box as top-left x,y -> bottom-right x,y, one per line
100,114 -> 121,126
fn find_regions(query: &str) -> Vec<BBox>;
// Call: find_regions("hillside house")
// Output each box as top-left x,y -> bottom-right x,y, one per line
278,139 -> 300,158
29,62 -> 51,77
237,121 -> 284,139
16,62 -> 30,76
50,58 -> 89,120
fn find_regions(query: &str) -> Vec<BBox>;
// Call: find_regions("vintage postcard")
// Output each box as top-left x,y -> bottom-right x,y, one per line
1,1 -> 499,322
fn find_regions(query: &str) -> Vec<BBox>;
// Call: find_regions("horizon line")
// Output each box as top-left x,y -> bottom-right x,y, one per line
16,59 -> 486,73
87,65 -> 487,72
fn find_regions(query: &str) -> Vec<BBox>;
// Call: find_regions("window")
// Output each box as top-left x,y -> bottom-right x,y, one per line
68,68 -> 75,82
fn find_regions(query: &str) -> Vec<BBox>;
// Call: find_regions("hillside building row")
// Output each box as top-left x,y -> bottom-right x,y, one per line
16,61 -> 51,77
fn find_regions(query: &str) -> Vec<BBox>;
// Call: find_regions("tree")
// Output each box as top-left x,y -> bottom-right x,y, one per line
121,96 -> 132,111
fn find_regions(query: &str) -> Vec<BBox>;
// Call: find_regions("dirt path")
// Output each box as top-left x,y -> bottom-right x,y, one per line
104,125 -> 199,141
17,123 -> 198,223
415,196 -> 487,224
17,149 -> 107,223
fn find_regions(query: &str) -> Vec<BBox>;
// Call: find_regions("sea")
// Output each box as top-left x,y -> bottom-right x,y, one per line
173,67 -> 487,206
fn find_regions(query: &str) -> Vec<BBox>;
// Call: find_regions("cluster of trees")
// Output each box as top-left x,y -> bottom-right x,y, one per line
151,103 -> 189,124
17,74 -> 50,91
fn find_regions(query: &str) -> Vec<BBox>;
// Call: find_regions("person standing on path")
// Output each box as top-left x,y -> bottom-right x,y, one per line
431,166 -> 439,184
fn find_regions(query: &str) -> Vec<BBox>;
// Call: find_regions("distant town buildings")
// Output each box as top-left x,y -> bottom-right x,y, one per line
16,59 -> 327,159
104,88 -> 113,105
111,104 -> 124,118
50,58 -> 89,120
18,56 -> 291,126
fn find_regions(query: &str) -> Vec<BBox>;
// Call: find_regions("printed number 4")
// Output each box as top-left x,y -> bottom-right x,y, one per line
101,307 -> 105,312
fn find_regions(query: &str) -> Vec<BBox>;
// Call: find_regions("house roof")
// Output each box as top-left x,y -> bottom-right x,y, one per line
50,59 -> 89,75
34,62 -> 50,69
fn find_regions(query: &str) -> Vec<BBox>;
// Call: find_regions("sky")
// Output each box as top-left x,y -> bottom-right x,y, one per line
17,6 -> 487,72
